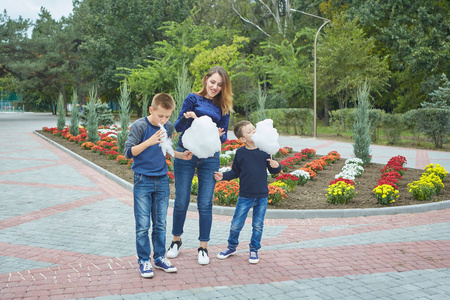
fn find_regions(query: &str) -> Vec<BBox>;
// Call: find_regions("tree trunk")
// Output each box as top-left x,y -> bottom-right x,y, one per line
324,98 -> 330,126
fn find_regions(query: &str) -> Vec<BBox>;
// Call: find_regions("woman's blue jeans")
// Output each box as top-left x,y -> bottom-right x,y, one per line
228,197 -> 268,251
172,146 -> 220,242
133,174 -> 169,264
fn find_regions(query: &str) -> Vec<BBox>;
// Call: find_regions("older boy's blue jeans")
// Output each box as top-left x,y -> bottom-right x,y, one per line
227,197 -> 268,251
172,146 -> 220,242
133,173 -> 169,264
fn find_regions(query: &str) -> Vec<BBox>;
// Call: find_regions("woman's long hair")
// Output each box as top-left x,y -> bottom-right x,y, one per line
197,66 -> 233,115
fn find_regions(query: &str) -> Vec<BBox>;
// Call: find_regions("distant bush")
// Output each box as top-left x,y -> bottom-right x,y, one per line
381,113 -> 405,145
416,108 -> 450,148
249,108 -> 313,135
80,100 -> 114,127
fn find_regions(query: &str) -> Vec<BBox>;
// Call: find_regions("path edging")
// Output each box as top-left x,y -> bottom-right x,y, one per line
35,131 -> 450,219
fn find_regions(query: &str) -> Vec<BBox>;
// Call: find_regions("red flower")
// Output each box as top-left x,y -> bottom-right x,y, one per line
329,178 -> 354,186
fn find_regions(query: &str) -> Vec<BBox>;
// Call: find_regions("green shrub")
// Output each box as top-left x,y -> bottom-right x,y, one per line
351,83 -> 372,165
249,108 -> 313,135
86,88 -> 99,143
69,89 -> 80,136
416,108 -> 450,148
56,93 -> 66,131
117,80 -> 131,154
80,90 -> 115,127
381,113 -> 405,145
329,108 -> 352,134
403,109 -> 421,143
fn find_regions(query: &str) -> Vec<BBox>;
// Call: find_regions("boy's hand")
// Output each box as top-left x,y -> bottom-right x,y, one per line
181,150 -> 193,160
183,111 -> 197,119
218,127 -> 225,137
214,171 -> 223,181
145,129 -> 164,147
267,158 -> 279,168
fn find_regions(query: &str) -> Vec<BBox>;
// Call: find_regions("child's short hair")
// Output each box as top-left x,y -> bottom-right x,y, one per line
151,93 -> 175,110
233,120 -> 252,139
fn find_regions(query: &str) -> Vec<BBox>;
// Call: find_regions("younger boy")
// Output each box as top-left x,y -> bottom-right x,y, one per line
214,120 -> 281,264
124,93 -> 192,278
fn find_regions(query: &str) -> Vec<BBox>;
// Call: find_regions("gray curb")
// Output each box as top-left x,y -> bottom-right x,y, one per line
35,131 -> 450,219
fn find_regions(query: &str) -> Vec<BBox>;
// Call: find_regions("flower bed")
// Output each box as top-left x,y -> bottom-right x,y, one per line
325,158 -> 363,205
41,126 -> 448,210
372,156 -> 407,205
408,163 -> 447,201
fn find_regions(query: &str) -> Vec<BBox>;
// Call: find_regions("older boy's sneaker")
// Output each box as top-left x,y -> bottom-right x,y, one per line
217,248 -> 236,259
167,240 -> 182,258
154,257 -> 177,273
249,250 -> 259,264
139,261 -> 154,278
198,247 -> 209,265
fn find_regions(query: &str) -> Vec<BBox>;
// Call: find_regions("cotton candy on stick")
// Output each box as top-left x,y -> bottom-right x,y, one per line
181,116 -> 221,159
252,119 -> 280,155
159,123 -> 175,157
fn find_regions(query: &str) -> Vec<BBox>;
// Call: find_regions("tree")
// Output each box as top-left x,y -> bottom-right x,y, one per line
117,80 -> 131,154
348,0 -> 450,112
352,82 -> 372,165
72,0 -> 195,100
261,28 -> 316,108
86,88 -> 99,143
69,89 -> 80,136
57,93 -> 66,130
317,12 -> 390,111
422,74 -> 450,109
1,8 -> 79,114
173,63 -> 192,124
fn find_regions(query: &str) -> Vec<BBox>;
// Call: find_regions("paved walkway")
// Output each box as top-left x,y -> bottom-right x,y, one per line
1,112 -> 450,299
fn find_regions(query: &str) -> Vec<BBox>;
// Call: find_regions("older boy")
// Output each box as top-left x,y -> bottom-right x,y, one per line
124,93 -> 192,278
214,120 -> 281,264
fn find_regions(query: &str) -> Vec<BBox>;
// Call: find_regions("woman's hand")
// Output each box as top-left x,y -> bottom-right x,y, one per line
183,111 -> 197,119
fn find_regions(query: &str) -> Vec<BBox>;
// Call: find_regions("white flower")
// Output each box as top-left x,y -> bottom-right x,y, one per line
335,171 -> 356,181
343,164 -> 364,176
345,158 -> 364,166
219,166 -> 231,173
224,149 -> 237,156
290,169 -> 310,180
220,153 -> 231,160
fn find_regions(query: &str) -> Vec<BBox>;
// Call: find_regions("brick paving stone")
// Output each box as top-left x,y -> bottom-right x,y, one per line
1,113 -> 450,300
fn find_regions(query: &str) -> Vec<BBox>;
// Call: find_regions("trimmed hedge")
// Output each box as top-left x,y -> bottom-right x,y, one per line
249,108 -> 313,135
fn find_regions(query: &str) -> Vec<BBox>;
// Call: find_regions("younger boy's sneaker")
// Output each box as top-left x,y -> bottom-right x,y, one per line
167,240 -> 182,258
249,250 -> 259,264
139,261 -> 154,278
217,248 -> 236,259
198,247 -> 209,265
154,257 -> 177,273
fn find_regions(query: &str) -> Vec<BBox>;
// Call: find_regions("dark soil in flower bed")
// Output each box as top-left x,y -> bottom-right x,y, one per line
38,130 -> 450,210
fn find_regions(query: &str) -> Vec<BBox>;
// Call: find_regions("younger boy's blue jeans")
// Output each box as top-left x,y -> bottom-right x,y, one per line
133,173 -> 169,264
227,196 -> 268,251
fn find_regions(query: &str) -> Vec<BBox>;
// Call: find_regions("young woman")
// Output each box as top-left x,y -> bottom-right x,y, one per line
167,66 -> 233,265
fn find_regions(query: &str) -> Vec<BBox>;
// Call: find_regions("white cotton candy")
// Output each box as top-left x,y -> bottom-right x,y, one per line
159,123 -> 174,157
182,116 -> 221,158
252,119 -> 280,155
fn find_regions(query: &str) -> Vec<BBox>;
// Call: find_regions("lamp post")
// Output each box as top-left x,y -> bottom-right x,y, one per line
290,9 -> 330,138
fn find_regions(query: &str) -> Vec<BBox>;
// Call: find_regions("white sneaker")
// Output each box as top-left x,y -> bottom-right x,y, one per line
167,240 -> 182,258
198,247 -> 209,265
249,250 -> 259,264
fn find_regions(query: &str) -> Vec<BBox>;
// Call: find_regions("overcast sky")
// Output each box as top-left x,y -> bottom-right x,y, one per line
2,0 -> 74,22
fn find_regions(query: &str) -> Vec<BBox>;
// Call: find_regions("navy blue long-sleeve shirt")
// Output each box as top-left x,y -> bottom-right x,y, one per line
222,147 -> 282,198
174,93 -> 229,147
